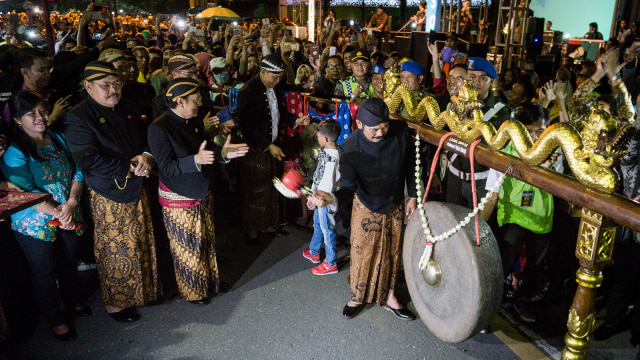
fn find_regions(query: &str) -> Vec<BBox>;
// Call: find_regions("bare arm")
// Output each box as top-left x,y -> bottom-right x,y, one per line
428,43 -> 442,79
357,32 -> 366,49
326,21 -> 341,47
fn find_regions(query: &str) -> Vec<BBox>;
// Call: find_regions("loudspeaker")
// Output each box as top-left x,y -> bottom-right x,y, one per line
410,31 -> 431,66
395,36 -> 411,57
526,17 -> 544,56
534,55 -> 556,78
459,42 -> 488,58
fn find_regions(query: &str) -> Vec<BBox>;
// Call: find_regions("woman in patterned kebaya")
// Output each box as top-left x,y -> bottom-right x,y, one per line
0,90 -> 89,341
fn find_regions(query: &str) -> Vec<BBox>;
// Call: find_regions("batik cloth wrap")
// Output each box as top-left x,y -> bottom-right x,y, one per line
238,148 -> 279,234
89,187 -> 160,307
158,182 -> 219,300
349,196 -> 404,306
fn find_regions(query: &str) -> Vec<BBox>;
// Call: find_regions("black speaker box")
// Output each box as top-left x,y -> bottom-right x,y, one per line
395,36 -> 411,57
410,31 -> 431,66
459,42 -> 489,57
535,55 -> 556,78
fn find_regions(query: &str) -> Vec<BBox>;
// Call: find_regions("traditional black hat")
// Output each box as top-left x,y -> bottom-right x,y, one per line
167,54 -> 196,71
357,98 -> 389,127
260,54 -> 286,73
165,78 -> 200,103
83,61 -> 119,81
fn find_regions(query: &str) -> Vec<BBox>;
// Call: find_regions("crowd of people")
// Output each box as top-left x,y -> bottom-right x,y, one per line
0,3 -> 639,357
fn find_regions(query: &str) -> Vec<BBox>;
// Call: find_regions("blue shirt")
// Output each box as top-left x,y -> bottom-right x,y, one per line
0,133 -> 84,241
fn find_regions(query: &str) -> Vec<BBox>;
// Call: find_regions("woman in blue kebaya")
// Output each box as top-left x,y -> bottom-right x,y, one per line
0,90 -> 89,341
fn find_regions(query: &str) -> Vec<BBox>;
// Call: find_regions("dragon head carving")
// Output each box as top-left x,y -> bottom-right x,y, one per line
579,102 -> 635,168
450,81 -> 484,121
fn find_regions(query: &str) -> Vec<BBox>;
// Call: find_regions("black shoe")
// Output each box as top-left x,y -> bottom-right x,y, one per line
53,326 -> 77,341
594,323 -> 626,341
343,303 -> 364,319
74,306 -> 93,317
109,307 -> 140,323
264,229 -> 289,237
219,281 -> 231,293
382,305 -> 416,321
273,229 -> 289,237
188,298 -> 210,305
514,300 -> 536,323
245,237 -> 260,247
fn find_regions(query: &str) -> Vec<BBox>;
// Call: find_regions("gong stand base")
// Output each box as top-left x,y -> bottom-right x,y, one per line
562,208 -> 616,360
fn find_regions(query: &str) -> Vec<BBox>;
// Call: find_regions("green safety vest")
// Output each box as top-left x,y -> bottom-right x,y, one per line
497,142 -> 554,234
340,76 -> 374,99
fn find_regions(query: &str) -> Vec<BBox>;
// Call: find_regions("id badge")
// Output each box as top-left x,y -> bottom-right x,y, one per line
521,191 -> 533,207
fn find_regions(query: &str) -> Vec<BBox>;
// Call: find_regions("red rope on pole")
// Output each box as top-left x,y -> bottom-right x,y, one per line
422,131 -> 455,204
469,138 -> 482,246
303,93 -> 308,116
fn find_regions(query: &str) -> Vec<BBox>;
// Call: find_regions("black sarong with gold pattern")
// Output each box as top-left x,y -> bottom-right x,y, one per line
89,188 -> 161,308
237,148 -> 279,233
349,196 -> 404,306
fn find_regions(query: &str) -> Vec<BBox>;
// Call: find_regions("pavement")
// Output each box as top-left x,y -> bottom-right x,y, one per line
4,193 -> 640,360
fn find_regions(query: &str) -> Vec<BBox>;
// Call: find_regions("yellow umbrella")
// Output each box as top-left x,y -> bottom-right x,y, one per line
200,7 -> 241,20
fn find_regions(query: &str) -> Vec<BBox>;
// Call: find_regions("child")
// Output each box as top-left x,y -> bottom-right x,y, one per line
303,120 -> 341,275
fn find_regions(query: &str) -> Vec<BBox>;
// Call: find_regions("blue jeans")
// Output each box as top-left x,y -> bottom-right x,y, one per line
309,206 -> 337,266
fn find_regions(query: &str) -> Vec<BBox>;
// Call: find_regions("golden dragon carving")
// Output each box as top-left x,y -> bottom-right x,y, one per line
383,79 -> 635,193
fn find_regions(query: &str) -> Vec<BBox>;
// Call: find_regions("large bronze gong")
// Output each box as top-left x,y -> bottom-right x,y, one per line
403,201 -> 503,343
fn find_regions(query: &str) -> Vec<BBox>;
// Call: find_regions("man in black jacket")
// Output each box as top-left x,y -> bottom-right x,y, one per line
236,54 -> 310,243
65,61 -> 159,323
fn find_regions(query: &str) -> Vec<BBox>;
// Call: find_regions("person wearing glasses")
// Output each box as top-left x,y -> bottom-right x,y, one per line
445,57 -> 511,209
335,49 -> 374,104
65,61 -> 160,323
310,54 -> 344,99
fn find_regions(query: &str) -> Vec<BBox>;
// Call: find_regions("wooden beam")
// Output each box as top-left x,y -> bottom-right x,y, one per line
406,121 -> 640,232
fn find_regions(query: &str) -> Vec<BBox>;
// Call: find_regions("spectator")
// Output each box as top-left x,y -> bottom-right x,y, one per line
584,22 -> 603,40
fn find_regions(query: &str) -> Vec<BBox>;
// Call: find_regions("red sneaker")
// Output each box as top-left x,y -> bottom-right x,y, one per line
302,249 -> 321,263
311,261 -> 338,275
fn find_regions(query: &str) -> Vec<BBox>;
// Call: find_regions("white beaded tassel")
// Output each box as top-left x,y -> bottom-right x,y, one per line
413,132 -> 508,271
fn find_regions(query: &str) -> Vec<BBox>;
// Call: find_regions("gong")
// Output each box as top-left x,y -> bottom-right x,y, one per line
403,201 -> 503,343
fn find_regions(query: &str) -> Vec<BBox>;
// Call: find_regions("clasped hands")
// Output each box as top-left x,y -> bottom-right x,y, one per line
130,153 -> 154,178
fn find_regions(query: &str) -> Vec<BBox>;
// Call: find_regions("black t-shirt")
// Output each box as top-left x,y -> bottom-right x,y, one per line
0,71 -> 22,129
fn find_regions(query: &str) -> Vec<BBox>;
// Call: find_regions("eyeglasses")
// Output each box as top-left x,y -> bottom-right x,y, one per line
176,70 -> 199,78
191,97 -> 202,106
327,65 -> 344,70
93,81 -> 122,91
352,62 -> 368,68
468,74 -> 490,83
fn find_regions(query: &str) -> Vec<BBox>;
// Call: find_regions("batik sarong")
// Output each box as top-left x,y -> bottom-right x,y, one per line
238,147 -> 279,233
161,199 -> 219,301
349,196 -> 404,306
89,188 -> 160,308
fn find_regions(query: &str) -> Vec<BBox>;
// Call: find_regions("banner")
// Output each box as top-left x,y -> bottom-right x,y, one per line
424,0 -> 440,33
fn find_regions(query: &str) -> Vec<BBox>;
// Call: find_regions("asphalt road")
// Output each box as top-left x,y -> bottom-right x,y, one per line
5,192 -> 639,360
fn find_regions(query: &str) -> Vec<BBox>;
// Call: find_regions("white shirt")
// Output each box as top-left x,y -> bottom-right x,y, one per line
266,87 -> 279,142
